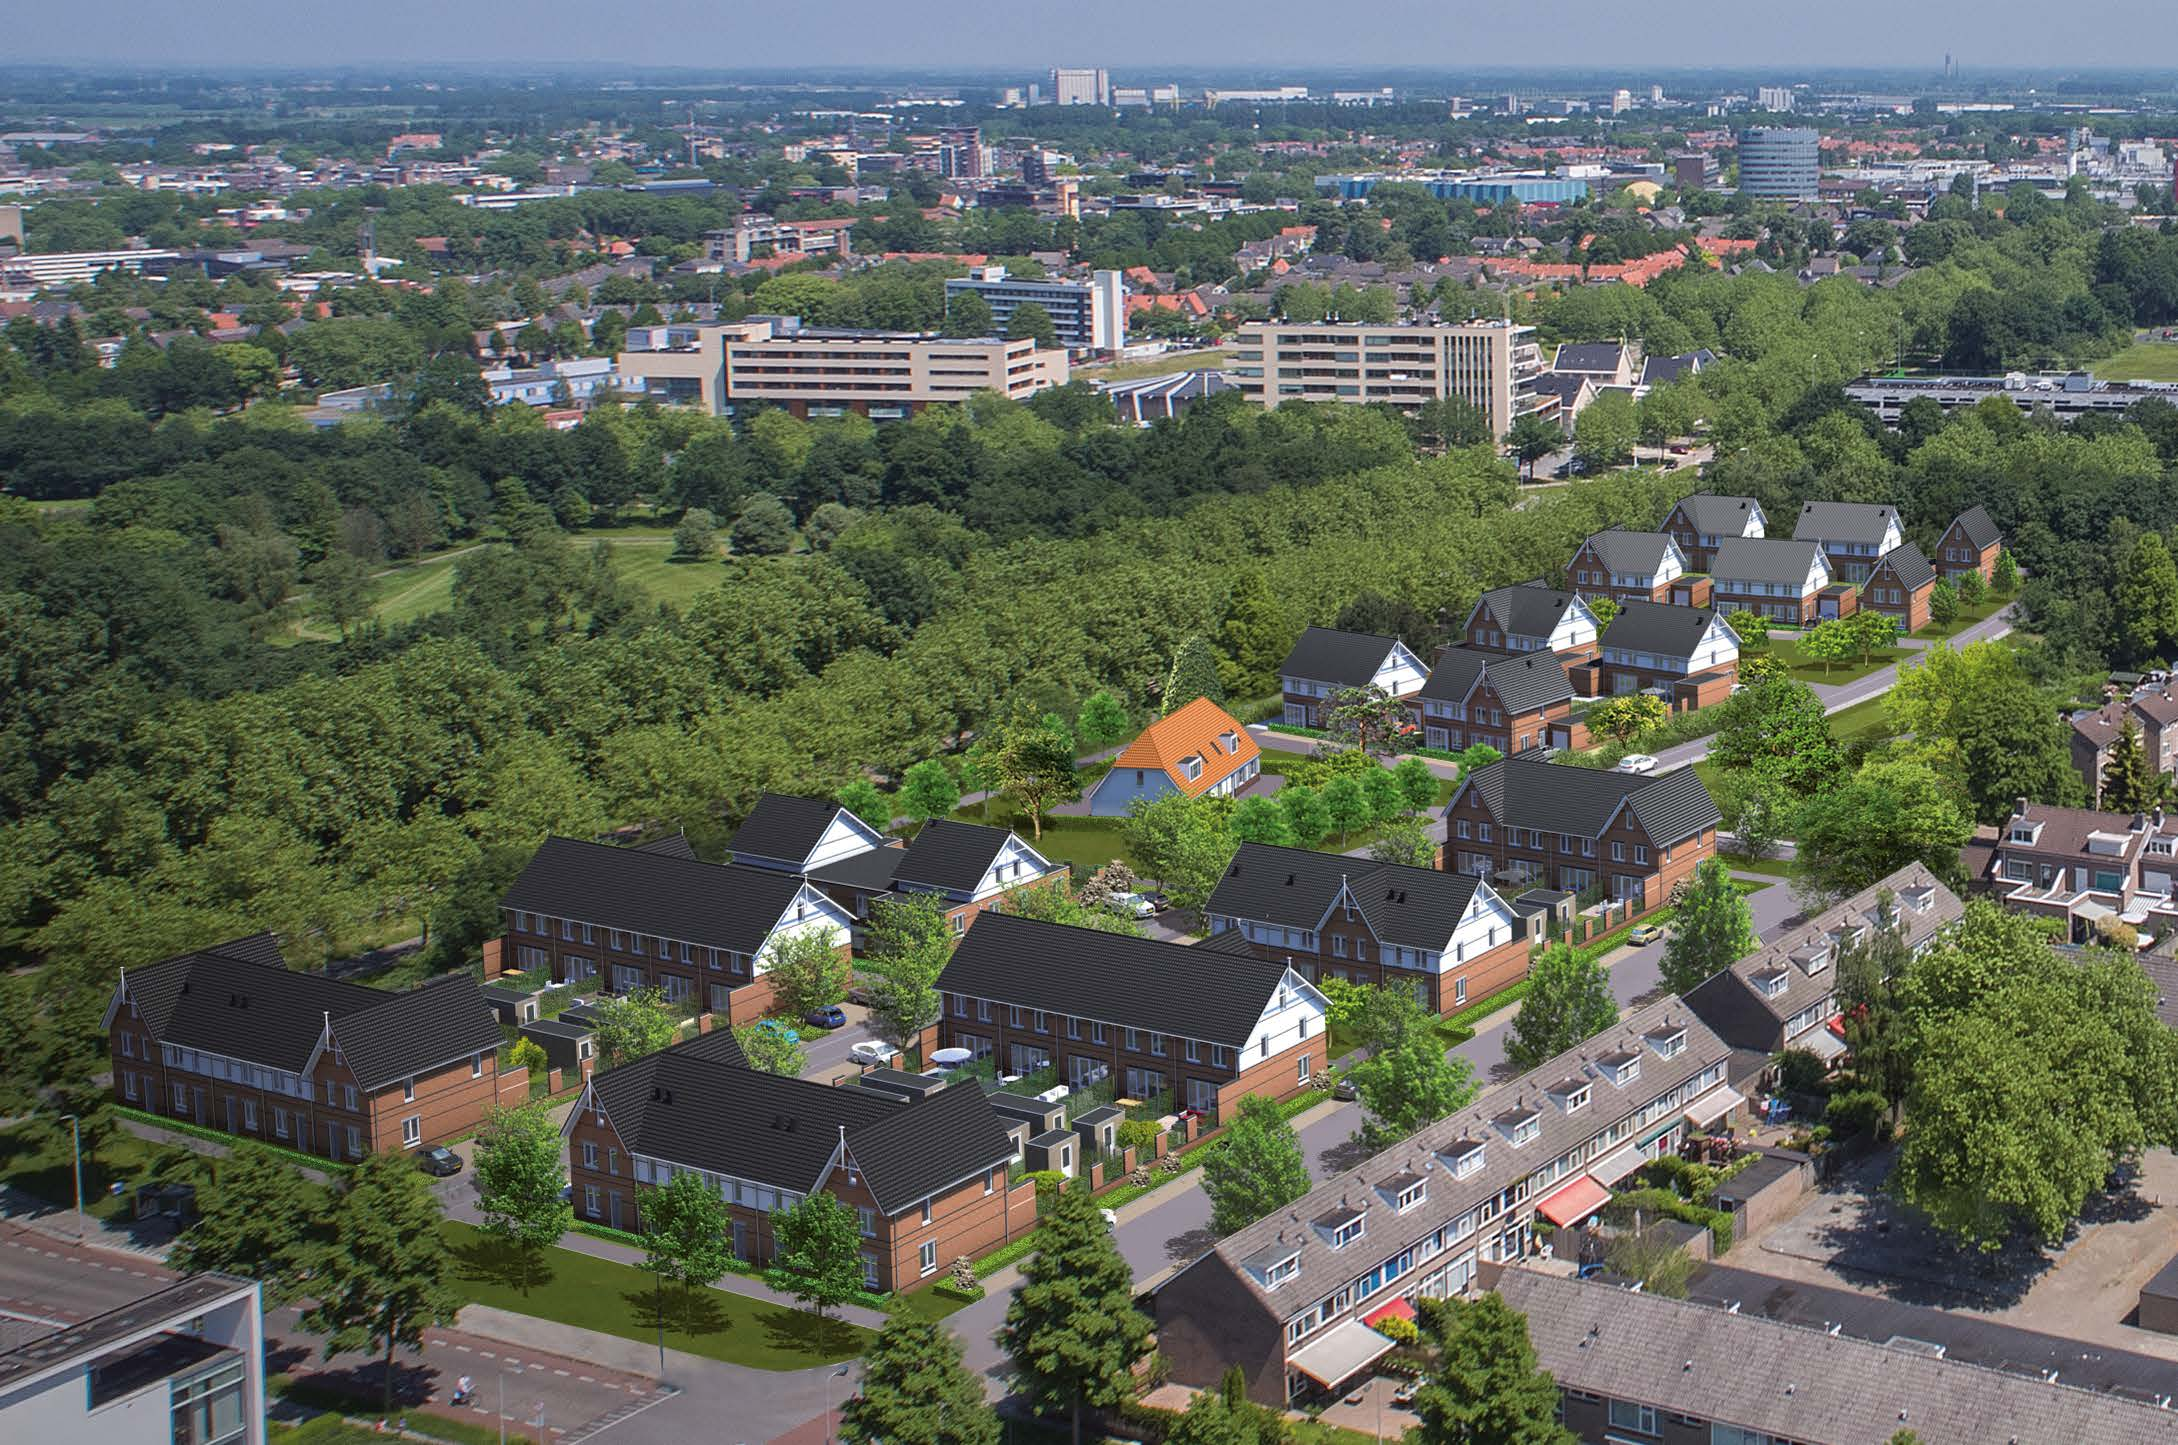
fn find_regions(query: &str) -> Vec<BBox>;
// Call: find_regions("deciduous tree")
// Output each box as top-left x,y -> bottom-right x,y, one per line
1075,690 -> 1132,751
841,1300 -> 1001,1445
593,987 -> 679,1068
1505,944 -> 1618,1070
897,759 -> 961,824
1369,814 -> 1437,868
171,1144 -> 326,1306
837,778 -> 891,832
764,926 -> 851,1020
1411,1293 -> 1574,1445
996,721 -> 1079,840
303,1153 -> 463,1418
1587,693 -> 1667,744
1348,986 -> 1477,1140
1793,759 -> 1973,898
637,1169 -> 736,1323
1123,794 -> 1239,925
861,895 -> 951,1056
1659,857 -> 1756,996
765,1192 -> 866,1318
473,1103 -> 573,1270
1202,1094 -> 1312,1235
734,1020 -> 807,1075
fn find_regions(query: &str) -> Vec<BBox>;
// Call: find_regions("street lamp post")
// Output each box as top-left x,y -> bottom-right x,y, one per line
60,1113 -> 83,1241
826,1362 -> 851,1444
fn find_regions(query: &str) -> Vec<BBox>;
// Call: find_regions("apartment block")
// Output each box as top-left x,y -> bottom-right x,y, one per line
106,935 -> 515,1162
2070,684 -> 2178,805
929,913 -> 1332,1119
564,1030 -> 1031,1291
1444,758 -> 1720,913
942,265 -> 1124,353
1153,996 -> 1735,1404
1204,843 -> 1530,1014
1230,320 -> 1551,439
616,316 -> 1067,418
701,214 -> 855,265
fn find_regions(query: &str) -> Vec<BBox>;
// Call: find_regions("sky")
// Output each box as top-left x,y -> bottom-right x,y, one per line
13,0 -> 2178,72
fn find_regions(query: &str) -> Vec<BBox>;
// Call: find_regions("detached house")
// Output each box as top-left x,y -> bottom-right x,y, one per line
1792,501 -> 1903,583
1462,583 -> 1602,666
1687,864 -> 1961,1069
1204,843 -> 1529,1014
728,793 -> 1065,932
1087,698 -> 1261,816
499,836 -> 856,1025
930,912 -> 1331,1117
1570,602 -> 1739,707
1984,799 -> 2178,940
1549,340 -> 1638,387
1709,537 -> 1836,624
1153,995 -> 1734,1405
1662,493 -> 1766,572
1859,542 -> 1938,632
2071,685 -> 2178,805
564,1029 -> 1031,1290
107,936 -> 516,1163
1564,529 -> 1710,609
1412,647 -> 1579,756
1935,503 -> 2003,581
1445,758 -> 1719,913
1278,627 -> 1429,729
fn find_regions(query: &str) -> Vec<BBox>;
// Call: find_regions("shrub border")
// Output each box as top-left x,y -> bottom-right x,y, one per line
113,1106 -> 355,1175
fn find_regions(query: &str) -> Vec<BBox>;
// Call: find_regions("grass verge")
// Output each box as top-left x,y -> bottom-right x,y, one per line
0,1121 -> 161,1221
441,1220 -> 872,1370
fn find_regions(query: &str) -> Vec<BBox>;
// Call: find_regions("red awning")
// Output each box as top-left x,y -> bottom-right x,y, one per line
1362,1297 -> 1415,1330
1536,1173 -> 1612,1228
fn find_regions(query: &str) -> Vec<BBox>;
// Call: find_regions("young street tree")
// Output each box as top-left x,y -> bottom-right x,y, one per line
1369,814 -> 1438,869
733,1020 -> 807,1075
170,1144 -> 325,1305
765,1192 -> 866,1319
1504,944 -> 1618,1071
1201,1094 -> 1313,1235
472,1103 -> 573,1263
1075,689 -> 1132,751
841,1299 -> 1001,1445
1586,693 -> 1667,745
1000,1184 -> 1153,1445
860,894 -> 951,1057
896,759 -> 961,825
764,926 -> 851,1020
1349,986 -> 1478,1141
1410,1293 -> 1574,1445
669,507 -> 718,562
1507,411 -> 1563,482
592,986 -> 680,1068
303,1152 -> 464,1418
1658,857 -> 1757,996
637,1169 -> 737,1321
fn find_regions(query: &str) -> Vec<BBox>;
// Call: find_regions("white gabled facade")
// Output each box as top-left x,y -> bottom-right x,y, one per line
968,835 -> 1059,901
1238,968 -> 1332,1064
754,883 -> 856,973
1369,641 -> 1431,697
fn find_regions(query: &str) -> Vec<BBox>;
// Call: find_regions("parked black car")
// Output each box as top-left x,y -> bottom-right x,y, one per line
416,1145 -> 463,1178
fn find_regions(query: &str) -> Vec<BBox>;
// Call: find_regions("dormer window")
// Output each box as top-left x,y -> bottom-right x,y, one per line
1220,731 -> 1241,754
1442,1139 -> 1486,1178
1396,1180 -> 1426,1211
1379,1173 -> 1427,1212
1646,1027 -> 1687,1060
1495,1106 -> 1542,1146
1263,1253 -> 1301,1289
1316,1206 -> 1367,1248
1180,755 -> 1205,782
1563,1084 -> 1590,1113
1598,1050 -> 1641,1085
2009,821 -> 2042,844
1753,967 -> 1789,1000
1900,885 -> 1936,915
1795,946 -> 1829,978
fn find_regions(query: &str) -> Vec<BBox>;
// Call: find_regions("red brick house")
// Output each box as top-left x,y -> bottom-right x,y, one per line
1413,647 -> 1580,756
1570,602 -> 1739,707
2071,686 -> 2178,805
1792,501 -> 1904,584
1462,583 -> 1602,666
1983,799 -> 2178,941
1935,504 -> 2003,581
105,935 -> 517,1162
1278,627 -> 1429,729
1204,843 -> 1531,1014
498,835 -> 857,1026
1564,529 -> 1710,608
1444,757 -> 1719,913
563,1030 -> 1031,1291
1662,493 -> 1767,572
931,912 -> 1332,1118
1860,542 -> 1937,633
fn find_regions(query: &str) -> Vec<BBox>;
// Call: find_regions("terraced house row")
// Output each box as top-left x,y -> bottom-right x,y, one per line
1153,995 -> 1737,1405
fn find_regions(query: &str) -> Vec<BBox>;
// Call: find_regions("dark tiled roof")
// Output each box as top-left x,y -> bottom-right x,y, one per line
939,913 -> 1290,1046
1552,341 -> 1625,374
1457,758 -> 1719,845
1503,1268 -> 2178,1444
725,793 -> 858,866
805,845 -> 905,892
502,836 -> 818,955
1600,602 -> 1723,659
1951,503 -> 2001,550
1869,542 -> 1935,591
1712,536 -> 1825,587
1792,500 -> 1899,546
121,944 -> 501,1091
632,832 -> 699,860
1279,626 -> 1402,686
1207,843 -> 1491,951
894,820 -> 1011,894
591,1035 -> 1008,1215
1668,493 -> 1761,537
1580,529 -> 1683,577
1419,647 -> 1573,713
1526,372 -> 1592,405
1638,348 -> 1713,386
1475,582 -> 1582,640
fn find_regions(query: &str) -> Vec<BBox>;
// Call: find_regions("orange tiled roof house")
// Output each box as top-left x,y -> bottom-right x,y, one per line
1084,698 -> 1262,816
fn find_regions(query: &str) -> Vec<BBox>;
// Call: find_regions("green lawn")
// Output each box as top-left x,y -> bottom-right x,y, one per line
1912,595 -> 2006,641
1764,639 -> 1910,686
604,538 -> 730,610
440,1221 -> 872,1370
1723,853 -> 1796,879
0,1122 -> 162,1222
2094,339 -> 2178,382
1824,693 -> 1897,746
1073,348 -> 1230,382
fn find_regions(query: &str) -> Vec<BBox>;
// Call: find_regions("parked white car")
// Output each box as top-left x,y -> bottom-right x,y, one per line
1615,754 -> 1659,775
848,1039 -> 900,1068
1107,891 -> 1157,920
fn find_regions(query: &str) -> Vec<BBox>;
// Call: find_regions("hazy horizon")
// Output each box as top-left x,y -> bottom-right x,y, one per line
13,1 -> 2178,74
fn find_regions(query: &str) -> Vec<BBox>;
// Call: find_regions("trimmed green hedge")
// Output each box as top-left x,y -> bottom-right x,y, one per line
929,1279 -> 985,1303
1609,1185 -> 1734,1255
113,1106 -> 353,1175
571,1220 -> 887,1308
971,1234 -> 1039,1279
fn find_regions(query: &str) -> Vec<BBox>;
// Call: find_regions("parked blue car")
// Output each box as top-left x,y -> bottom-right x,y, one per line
803,1004 -> 847,1030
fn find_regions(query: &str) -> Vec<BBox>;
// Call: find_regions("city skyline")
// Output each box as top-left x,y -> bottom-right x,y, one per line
12,0 -> 2178,71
